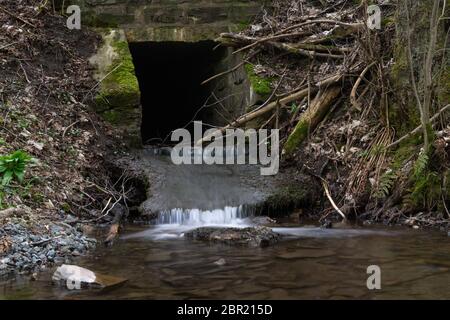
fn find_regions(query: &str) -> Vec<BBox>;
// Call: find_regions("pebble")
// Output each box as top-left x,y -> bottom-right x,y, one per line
213,258 -> 226,266
0,220 -> 97,275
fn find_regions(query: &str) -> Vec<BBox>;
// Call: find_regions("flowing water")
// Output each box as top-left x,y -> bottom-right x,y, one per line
1,149 -> 449,299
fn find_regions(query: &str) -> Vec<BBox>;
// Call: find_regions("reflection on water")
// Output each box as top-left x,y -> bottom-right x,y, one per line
1,224 -> 449,300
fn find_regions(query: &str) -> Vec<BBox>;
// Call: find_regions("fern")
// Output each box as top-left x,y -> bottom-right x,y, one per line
373,169 -> 397,199
289,103 -> 299,114
413,152 -> 428,179
0,150 -> 32,186
405,171 -> 441,210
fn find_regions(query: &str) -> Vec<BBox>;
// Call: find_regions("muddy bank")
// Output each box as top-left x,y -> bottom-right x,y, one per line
0,1 -> 131,277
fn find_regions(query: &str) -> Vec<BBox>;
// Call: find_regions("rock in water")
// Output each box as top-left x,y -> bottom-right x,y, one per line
249,216 -> 277,226
184,226 -> 280,247
52,264 -> 127,290
213,258 -> 226,266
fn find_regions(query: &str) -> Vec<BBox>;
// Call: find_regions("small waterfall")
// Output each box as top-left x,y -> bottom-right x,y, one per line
123,205 -> 255,240
156,205 -> 253,226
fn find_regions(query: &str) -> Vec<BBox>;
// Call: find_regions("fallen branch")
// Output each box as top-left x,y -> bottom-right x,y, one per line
31,235 -> 62,247
269,41 -> 345,59
233,20 -> 363,54
302,165 -> 347,221
196,86 -> 316,145
201,50 -> 260,85
350,61 -> 376,110
219,33 -> 346,59
387,104 -> 450,148
321,179 -> 347,221
283,86 -> 341,155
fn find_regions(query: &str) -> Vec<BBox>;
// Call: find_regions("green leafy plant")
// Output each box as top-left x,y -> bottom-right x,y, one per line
0,150 -> 32,186
373,169 -> 397,199
413,152 -> 429,179
290,103 -> 299,114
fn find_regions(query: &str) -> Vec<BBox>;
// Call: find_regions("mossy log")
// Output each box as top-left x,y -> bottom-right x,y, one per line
283,86 -> 340,156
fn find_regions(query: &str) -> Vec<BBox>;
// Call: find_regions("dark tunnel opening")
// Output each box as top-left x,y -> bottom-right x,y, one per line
129,41 -> 227,144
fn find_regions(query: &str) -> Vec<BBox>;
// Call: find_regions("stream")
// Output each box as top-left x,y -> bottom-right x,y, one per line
1,148 -> 449,299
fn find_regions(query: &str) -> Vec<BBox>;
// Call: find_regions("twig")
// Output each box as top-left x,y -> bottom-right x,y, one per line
233,19 -> 363,54
62,120 -> 80,138
387,104 -> 450,148
196,86 -> 315,145
269,41 -> 345,59
201,50 -> 260,85
31,235 -> 62,246
321,179 -> 347,220
82,62 -> 123,104
350,61 -> 376,111
251,67 -> 287,113
0,6 -> 37,28
94,196 -> 122,222
0,42 -> 19,51
19,61 -> 31,84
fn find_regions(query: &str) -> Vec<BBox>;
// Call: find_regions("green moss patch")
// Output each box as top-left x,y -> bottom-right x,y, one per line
244,63 -> 273,97
95,39 -> 140,112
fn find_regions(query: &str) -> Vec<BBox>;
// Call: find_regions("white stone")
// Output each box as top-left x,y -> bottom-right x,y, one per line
52,264 -> 96,285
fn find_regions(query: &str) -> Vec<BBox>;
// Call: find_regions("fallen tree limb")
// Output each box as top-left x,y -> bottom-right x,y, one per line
221,31 -> 313,46
302,164 -> 347,221
233,20 -> 364,54
292,43 -> 353,54
350,61 -> 376,110
321,179 -> 347,221
387,104 -> 450,148
196,86 -> 316,145
269,41 -> 345,59
283,86 -> 341,155
219,33 -> 346,59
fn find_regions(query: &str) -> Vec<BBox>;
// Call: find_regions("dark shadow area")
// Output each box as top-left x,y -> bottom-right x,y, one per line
129,41 -> 226,144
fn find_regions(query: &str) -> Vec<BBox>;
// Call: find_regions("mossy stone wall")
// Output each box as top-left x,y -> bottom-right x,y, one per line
89,29 -> 142,147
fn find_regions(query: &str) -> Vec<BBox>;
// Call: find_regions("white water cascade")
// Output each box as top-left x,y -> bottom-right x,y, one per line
157,206 -> 250,226
123,205 -> 254,240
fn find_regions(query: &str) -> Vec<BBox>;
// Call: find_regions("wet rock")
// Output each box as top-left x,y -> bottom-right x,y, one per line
52,264 -> 127,290
320,220 -> 333,229
213,258 -> 226,266
249,216 -> 277,226
184,226 -> 280,247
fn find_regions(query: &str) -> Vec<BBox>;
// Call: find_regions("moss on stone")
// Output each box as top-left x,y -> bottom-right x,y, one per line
94,37 -> 140,113
244,63 -> 273,97
91,29 -> 142,147
263,185 -> 309,213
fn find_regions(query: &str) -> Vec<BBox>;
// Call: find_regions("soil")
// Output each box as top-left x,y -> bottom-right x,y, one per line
0,0 -> 130,276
